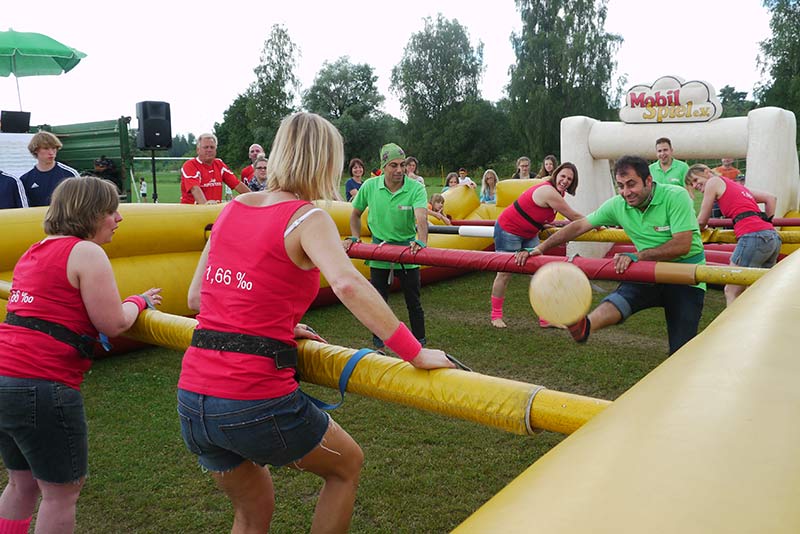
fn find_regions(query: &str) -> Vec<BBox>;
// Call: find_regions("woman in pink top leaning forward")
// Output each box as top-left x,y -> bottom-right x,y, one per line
685,163 -> 780,305
177,112 -> 455,534
0,176 -> 161,534
490,162 -> 585,329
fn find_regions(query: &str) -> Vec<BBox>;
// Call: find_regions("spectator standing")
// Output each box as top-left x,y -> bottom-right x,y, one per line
405,156 -> 426,186
239,143 -> 264,186
535,155 -> 559,178
345,158 -> 365,201
649,137 -> 689,186
180,133 -> 250,204
248,155 -> 269,192
20,131 -> 79,207
441,172 -> 460,193
713,158 -> 741,181
457,167 -> 476,188
480,169 -> 498,204
0,170 -> 28,209
139,177 -> 147,202
347,143 -> 430,349
511,156 -> 534,179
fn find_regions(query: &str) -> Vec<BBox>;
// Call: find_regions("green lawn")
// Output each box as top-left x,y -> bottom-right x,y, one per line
0,271 -> 726,533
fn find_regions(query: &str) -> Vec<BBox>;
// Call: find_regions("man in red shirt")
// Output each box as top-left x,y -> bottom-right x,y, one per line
239,143 -> 264,186
181,134 -> 249,204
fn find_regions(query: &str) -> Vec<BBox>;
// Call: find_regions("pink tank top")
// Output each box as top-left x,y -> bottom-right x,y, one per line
497,181 -> 560,239
0,237 -> 94,389
717,177 -> 773,238
179,199 -> 320,400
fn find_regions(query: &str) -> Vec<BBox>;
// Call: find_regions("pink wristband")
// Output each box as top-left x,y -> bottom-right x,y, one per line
123,295 -> 147,314
384,323 -> 422,361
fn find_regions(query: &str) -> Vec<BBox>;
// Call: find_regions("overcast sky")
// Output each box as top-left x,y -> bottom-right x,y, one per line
2,0 -> 771,138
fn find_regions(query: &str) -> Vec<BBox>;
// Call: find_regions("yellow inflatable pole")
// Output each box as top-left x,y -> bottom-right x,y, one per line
453,244 -> 800,533
124,310 -> 609,436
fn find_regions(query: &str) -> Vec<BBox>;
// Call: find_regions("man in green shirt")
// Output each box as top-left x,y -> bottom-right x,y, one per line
346,143 -> 429,348
529,155 -> 705,355
649,137 -> 689,186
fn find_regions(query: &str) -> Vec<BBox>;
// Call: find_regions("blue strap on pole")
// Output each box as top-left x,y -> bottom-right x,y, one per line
306,348 -> 374,411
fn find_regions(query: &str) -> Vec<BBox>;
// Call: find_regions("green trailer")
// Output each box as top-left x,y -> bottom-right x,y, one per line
38,116 -> 134,201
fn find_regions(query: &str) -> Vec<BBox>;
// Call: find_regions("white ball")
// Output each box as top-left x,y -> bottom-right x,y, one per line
529,262 -> 592,326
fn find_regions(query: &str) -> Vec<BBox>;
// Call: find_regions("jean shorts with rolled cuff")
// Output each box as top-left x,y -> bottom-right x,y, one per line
0,376 -> 88,484
602,281 -> 705,355
731,229 -> 781,269
177,388 -> 330,472
493,223 -> 539,253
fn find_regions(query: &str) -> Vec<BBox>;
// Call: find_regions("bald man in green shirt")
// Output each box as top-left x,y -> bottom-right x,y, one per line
529,155 -> 705,355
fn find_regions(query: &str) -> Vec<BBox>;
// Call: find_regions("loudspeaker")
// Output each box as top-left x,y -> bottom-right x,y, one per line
1,110 -> 31,133
136,101 -> 172,150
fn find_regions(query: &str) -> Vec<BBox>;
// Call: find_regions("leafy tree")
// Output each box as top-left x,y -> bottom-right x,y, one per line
508,0 -> 623,160
718,85 -> 757,118
756,0 -> 800,118
214,94 -> 251,166
409,100 -> 514,171
246,24 -> 300,152
212,25 -> 300,168
303,57 -> 384,121
336,113 -> 404,169
168,133 -> 194,158
391,14 -> 484,122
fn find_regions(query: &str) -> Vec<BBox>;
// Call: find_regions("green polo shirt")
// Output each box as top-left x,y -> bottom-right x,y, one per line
649,158 -> 689,186
586,183 -> 706,289
352,175 -> 427,269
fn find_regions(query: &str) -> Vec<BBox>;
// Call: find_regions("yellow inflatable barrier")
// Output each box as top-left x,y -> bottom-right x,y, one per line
454,248 -> 800,533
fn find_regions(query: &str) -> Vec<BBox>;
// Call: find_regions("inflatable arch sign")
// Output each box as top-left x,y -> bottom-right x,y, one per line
619,75 -> 723,124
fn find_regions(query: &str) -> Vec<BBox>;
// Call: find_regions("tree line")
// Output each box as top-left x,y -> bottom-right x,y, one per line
151,0 -> 800,175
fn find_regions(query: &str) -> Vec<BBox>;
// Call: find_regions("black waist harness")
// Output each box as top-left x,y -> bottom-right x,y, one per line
190,328 -> 298,369
732,211 -> 771,225
513,200 -> 545,231
4,311 -> 96,360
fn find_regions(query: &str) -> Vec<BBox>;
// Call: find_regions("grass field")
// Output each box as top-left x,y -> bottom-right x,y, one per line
0,271 -> 726,533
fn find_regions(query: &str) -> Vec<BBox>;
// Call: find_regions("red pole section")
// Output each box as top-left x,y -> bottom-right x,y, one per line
706,217 -> 800,228
346,243 -> 663,283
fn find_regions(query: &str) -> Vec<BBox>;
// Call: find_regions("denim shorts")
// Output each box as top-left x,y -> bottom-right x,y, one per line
494,223 -> 539,253
603,282 -> 705,354
177,388 -> 330,472
0,376 -> 88,483
732,230 -> 781,268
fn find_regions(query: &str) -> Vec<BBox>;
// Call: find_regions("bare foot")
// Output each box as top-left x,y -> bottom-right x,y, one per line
491,318 -> 507,328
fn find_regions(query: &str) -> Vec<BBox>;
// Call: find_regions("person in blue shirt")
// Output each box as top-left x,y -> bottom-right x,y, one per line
20,132 -> 79,207
345,158 -> 365,201
480,169 -> 498,203
0,170 -> 28,209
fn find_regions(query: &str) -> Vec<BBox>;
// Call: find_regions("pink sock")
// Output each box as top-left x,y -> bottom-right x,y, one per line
0,517 -> 32,534
491,296 -> 504,320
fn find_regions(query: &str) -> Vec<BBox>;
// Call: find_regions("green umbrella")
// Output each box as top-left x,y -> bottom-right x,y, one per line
0,28 -> 86,110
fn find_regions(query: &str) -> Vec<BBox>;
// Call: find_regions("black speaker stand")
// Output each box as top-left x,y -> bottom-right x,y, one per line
149,150 -> 159,203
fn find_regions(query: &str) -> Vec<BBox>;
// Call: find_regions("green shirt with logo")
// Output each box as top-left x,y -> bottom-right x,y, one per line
352,175 -> 427,269
586,183 -> 706,289
649,158 -> 689,186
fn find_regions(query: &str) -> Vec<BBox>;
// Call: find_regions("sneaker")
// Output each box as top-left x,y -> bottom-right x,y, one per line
567,316 -> 591,343
491,318 -> 507,328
